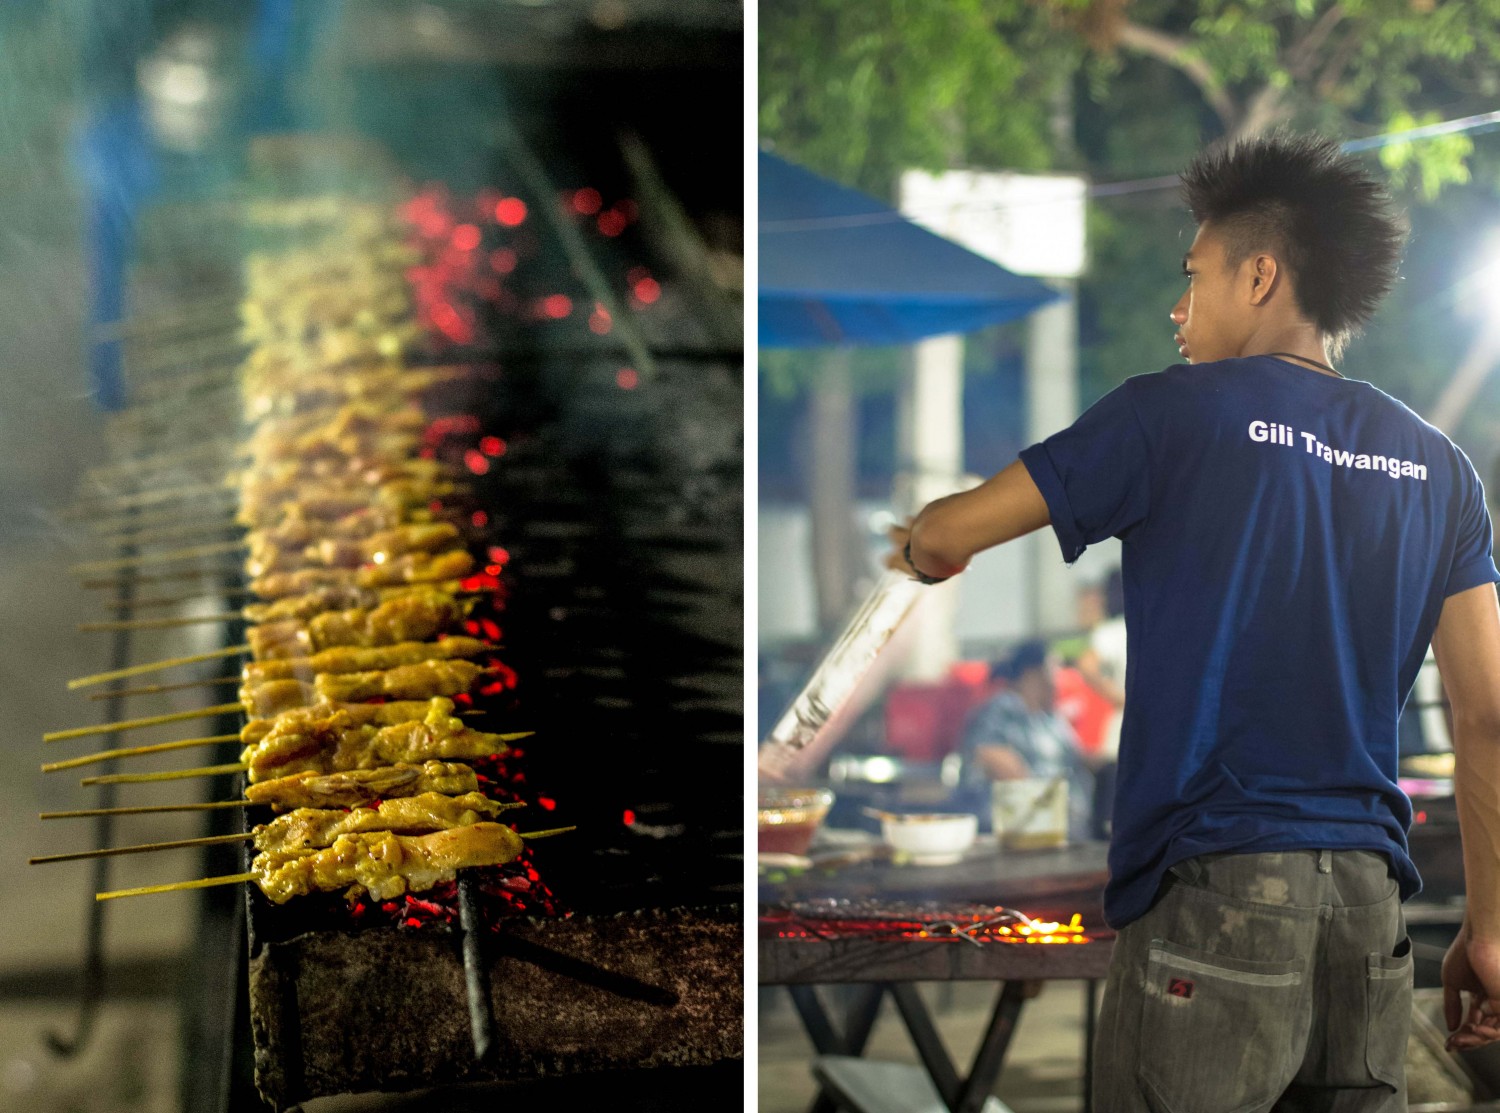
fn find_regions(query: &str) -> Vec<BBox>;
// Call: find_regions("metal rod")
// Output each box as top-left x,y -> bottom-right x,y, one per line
618,129 -> 742,350
48,549 -> 137,1059
496,124 -> 657,382
456,872 -> 498,1063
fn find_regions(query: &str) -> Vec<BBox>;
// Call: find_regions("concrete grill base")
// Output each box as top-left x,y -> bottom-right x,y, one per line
248,905 -> 742,1109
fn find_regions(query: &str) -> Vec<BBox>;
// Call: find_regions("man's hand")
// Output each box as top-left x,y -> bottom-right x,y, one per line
883,521 -> 938,581
974,744 -> 1032,781
1444,923 -> 1500,1050
893,461 -> 1051,582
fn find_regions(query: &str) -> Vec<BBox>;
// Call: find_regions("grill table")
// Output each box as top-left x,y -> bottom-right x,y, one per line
760,840 -> 1114,1113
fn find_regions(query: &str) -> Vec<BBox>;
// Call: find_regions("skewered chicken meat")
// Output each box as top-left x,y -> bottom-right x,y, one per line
242,635 -> 490,684
243,760 -> 480,810
245,588 -> 471,658
241,580 -> 464,624
243,698 -> 523,781
252,822 -> 524,903
249,549 -> 474,597
240,659 -> 490,718
253,792 -> 519,852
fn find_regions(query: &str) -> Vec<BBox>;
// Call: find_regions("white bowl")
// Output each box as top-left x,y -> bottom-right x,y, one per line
880,813 -> 978,865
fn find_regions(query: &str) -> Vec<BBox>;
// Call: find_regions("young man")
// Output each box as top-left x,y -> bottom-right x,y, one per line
891,132 -> 1500,1110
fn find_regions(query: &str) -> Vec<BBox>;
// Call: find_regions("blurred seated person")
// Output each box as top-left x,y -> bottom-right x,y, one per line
956,640 -> 1095,840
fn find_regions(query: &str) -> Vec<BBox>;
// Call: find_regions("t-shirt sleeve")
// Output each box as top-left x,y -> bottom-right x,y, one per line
1019,381 -> 1152,564
1444,454 -> 1500,598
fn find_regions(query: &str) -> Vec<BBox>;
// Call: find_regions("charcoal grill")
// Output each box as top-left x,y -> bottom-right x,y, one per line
760,845 -> 1113,1113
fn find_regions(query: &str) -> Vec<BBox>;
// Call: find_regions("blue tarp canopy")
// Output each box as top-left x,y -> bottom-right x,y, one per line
759,151 -> 1062,349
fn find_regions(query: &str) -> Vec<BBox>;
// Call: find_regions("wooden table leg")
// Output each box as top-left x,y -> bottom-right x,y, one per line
888,980 -> 1028,1113
789,984 -> 886,1113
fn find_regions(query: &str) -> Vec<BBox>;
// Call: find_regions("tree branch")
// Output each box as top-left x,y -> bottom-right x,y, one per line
1115,20 -> 1240,130
1286,3 -> 1346,81
1233,84 -> 1293,139
1315,27 -> 1361,99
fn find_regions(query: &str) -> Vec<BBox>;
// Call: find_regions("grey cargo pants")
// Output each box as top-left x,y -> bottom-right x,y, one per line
1093,849 -> 1412,1112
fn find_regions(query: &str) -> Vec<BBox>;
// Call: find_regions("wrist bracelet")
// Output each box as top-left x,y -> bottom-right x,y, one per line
904,540 -> 952,585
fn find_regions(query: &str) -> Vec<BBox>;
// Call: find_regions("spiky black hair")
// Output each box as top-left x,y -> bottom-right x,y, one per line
1180,131 -> 1408,356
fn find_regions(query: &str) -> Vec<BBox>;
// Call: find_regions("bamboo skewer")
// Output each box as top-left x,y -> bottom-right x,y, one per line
87,675 -> 240,700
83,441 -> 238,484
81,762 -> 246,785
88,828 -> 576,895
63,481 -> 230,517
42,734 -> 241,772
96,873 -> 258,900
92,520 -> 243,549
41,801 -> 251,820
84,504 -> 235,537
81,566 -> 241,591
67,644 -> 248,690
31,832 -> 251,865
79,612 -> 242,632
70,540 -> 246,576
44,702 -> 244,743
92,295 -> 240,341
99,589 -> 252,613
47,824 -> 574,867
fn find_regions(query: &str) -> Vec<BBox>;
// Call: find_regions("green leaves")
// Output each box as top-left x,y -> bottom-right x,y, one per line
760,0 -> 1073,195
1378,112 -> 1474,201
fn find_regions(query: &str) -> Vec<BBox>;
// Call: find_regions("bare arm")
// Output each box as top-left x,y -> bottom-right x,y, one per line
973,744 -> 1032,782
886,460 -> 1051,581
1430,583 -> 1500,1047
1076,646 -> 1127,709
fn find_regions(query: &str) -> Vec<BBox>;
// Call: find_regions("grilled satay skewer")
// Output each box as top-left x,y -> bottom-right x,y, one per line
95,823 -> 574,903
241,659 -> 495,718
31,792 -> 524,863
244,521 -> 461,578
245,589 -> 474,658
46,760 -> 486,818
242,698 -> 528,782
258,822 -> 531,903
82,583 -> 478,634
75,692 -> 527,782
67,631 -> 489,693
249,550 -> 475,599
240,635 -> 494,684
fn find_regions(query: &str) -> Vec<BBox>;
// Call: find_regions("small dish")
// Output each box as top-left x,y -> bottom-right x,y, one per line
879,812 -> 978,866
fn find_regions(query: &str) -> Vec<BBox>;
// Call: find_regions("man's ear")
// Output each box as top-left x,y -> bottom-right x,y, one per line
1247,253 -> 1279,307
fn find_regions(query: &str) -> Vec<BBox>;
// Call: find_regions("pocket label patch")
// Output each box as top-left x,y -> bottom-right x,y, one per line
1168,978 -> 1195,999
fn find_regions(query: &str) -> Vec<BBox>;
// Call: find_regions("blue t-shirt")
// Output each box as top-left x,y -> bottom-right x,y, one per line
1019,355 -> 1500,929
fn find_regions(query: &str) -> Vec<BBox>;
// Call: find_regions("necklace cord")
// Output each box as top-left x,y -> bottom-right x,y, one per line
1265,351 -> 1341,377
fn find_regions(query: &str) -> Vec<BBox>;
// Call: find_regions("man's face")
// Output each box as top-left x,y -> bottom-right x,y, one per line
1169,222 -> 1252,364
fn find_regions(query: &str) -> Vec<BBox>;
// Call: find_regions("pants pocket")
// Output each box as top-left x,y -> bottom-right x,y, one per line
1137,938 -> 1303,1113
1365,938 -> 1413,1091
